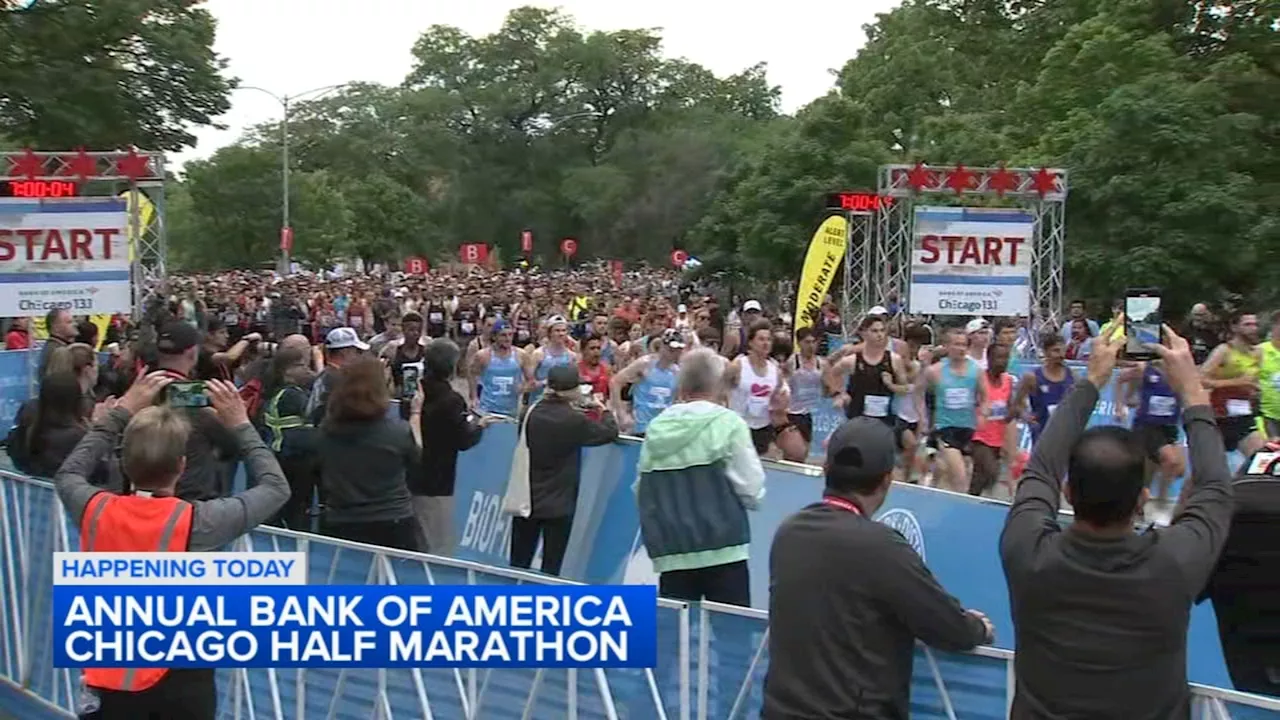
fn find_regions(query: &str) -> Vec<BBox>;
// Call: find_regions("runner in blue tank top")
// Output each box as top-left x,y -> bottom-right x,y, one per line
610,329 -> 684,435
527,316 -> 577,404
470,320 -> 531,417
924,327 -> 986,493
1120,360 -> 1186,510
1012,332 -> 1075,444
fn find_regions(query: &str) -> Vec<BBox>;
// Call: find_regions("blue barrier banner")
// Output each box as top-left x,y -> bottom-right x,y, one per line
0,349 -> 34,430
52,584 -> 658,669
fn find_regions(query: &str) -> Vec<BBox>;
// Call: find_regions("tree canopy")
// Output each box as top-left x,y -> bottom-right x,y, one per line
161,2 -> 1276,310
0,0 -> 233,151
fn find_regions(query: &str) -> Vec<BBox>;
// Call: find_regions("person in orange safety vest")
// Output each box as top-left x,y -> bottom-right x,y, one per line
54,373 -> 290,720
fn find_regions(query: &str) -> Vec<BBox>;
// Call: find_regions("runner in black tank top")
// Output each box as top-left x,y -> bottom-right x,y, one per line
846,351 -> 896,423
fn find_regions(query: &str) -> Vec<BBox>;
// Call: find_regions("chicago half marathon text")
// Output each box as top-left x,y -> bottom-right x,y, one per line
61,593 -> 634,665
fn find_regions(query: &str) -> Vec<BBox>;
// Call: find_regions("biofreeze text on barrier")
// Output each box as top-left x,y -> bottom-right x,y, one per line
51,555 -> 657,669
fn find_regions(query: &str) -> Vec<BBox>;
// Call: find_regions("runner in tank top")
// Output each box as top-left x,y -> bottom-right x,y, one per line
825,316 -> 911,438
610,329 -> 684,435
424,299 -> 448,339
1012,332 -> 1076,445
526,316 -> 577,404
970,343 -> 1015,497
896,323 -> 934,484
1257,310 -> 1280,439
469,320 -> 531,418
724,320 -> 789,455
577,332 -> 611,421
1119,360 -> 1185,513
782,327 -> 825,460
1202,311 -> 1264,456
923,327 -> 986,493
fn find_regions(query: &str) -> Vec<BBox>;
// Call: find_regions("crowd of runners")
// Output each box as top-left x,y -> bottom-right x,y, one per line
9,261 -> 1277,520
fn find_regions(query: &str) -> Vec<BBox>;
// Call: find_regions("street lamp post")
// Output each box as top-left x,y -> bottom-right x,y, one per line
234,83 -> 350,274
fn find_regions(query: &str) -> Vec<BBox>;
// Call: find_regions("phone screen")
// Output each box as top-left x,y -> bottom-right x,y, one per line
401,362 -> 423,399
1125,294 -> 1162,356
166,381 -> 210,408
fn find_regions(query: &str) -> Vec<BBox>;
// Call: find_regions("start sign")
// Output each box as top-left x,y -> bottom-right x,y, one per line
908,206 -> 1034,317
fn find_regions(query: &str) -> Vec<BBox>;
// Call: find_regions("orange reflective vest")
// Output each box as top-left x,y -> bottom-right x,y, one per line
79,491 -> 194,693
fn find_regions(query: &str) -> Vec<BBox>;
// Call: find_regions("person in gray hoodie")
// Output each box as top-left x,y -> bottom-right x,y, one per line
634,348 -> 765,606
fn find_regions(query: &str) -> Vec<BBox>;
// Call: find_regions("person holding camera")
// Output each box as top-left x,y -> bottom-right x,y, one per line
140,322 -> 241,501
509,365 -> 618,576
54,373 -> 290,720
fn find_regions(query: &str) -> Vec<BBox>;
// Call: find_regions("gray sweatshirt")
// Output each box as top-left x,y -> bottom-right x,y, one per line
55,408 -> 290,551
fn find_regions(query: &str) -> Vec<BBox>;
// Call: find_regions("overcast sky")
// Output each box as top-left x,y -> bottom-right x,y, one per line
172,0 -> 900,169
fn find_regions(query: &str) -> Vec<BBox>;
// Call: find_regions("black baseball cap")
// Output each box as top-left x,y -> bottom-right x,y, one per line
547,365 -> 581,393
825,417 -> 897,486
155,321 -> 200,354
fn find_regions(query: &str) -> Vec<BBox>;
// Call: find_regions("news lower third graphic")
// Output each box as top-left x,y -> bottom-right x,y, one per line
51,552 -> 658,669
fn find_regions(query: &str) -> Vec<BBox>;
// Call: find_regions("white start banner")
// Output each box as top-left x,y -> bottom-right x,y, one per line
0,197 -> 131,317
908,206 -> 1034,317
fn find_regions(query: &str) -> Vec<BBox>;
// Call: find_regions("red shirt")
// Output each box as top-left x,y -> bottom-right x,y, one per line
4,329 -> 29,350
579,360 -> 610,420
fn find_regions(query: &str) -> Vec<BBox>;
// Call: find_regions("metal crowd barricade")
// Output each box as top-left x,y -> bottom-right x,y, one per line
0,470 -> 1277,719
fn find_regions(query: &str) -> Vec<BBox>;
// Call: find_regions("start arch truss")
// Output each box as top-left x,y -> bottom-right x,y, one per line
0,149 -> 168,317
874,163 -> 1068,324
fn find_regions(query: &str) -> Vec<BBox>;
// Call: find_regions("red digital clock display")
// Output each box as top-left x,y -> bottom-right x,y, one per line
825,191 -> 892,212
3,180 -> 80,198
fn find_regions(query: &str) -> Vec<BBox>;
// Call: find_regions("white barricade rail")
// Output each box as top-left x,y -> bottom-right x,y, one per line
0,470 -> 1276,720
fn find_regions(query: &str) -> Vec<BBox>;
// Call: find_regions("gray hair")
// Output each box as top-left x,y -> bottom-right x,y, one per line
677,348 -> 722,398
424,338 -> 460,382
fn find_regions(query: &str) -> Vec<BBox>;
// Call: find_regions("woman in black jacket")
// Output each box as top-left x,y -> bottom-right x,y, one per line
408,339 -> 493,555
7,371 -> 100,481
316,356 -> 423,551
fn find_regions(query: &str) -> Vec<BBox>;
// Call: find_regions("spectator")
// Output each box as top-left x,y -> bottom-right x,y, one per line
635,348 -> 764,605
6,372 -> 97,480
408,339 -> 491,555
143,322 -> 241,501
38,307 -> 77,377
762,417 -> 993,719
195,317 -> 260,381
509,365 -> 618,575
999,323 -> 1233,718
4,317 -> 29,350
256,346 -> 318,530
307,327 -> 368,423
1199,444 -> 1280,696
53,374 -> 289,720
316,356 -> 422,551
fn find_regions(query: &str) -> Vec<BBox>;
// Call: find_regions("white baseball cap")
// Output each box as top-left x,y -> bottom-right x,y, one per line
965,318 -> 991,334
677,304 -> 688,314
325,327 -> 369,351
867,305 -> 889,317
742,300 -> 763,312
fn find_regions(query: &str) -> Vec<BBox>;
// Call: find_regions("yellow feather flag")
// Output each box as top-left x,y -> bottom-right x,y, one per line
118,190 -> 156,263
793,215 -> 848,337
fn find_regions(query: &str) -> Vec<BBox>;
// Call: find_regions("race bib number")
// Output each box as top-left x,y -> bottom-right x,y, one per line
747,396 -> 770,416
1226,399 -> 1252,417
1149,395 -> 1177,417
988,402 -> 1008,421
461,322 -> 476,334
943,388 -> 971,411
1271,372 -> 1280,392
429,312 -> 444,323
490,376 -> 514,396
863,395 -> 890,418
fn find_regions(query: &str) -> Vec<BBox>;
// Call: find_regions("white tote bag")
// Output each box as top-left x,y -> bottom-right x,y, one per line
501,400 -> 537,518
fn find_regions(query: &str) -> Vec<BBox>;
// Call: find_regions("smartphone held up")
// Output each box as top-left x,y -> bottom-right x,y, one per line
1123,288 -> 1163,361
166,381 -> 211,409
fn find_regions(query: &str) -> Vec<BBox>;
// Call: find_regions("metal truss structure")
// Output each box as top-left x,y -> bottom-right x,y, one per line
840,210 -> 875,329
875,163 -> 1068,324
0,149 -> 168,317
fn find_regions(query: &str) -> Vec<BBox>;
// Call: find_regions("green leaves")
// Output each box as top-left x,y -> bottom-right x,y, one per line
0,0 -> 233,150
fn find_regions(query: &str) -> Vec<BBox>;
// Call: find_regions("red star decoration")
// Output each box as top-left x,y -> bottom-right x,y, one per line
905,162 -> 934,192
987,165 -> 1019,196
10,149 -> 45,179
945,164 -> 976,195
60,149 -> 98,181
114,149 -> 152,181
1030,167 -> 1059,196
